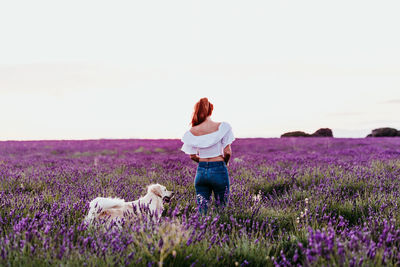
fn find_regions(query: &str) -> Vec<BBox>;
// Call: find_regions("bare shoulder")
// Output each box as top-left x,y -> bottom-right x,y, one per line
189,124 -> 200,134
190,121 -> 222,135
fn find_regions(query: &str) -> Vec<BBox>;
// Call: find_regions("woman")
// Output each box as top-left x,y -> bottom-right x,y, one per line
181,97 -> 235,214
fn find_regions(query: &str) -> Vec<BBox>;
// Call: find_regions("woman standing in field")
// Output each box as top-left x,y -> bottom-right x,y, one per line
181,97 -> 235,214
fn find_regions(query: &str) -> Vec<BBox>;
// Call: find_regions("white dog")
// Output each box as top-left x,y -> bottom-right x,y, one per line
84,184 -> 174,225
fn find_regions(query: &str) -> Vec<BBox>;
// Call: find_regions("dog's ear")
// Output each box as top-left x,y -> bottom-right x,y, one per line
146,184 -> 155,195
151,185 -> 163,198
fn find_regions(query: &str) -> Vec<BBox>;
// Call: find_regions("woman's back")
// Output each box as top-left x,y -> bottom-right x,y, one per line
190,121 -> 222,136
181,120 -> 234,159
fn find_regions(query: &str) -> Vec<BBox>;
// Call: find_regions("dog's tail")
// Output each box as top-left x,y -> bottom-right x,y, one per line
84,197 -> 126,224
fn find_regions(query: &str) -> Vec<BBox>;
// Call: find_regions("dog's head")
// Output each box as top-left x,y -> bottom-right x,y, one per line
147,184 -> 174,203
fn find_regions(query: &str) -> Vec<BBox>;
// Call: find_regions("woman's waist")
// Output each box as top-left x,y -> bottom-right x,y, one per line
198,155 -> 224,162
198,160 -> 226,168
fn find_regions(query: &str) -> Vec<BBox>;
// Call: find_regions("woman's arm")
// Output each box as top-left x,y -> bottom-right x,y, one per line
190,154 -> 200,163
223,144 -> 232,164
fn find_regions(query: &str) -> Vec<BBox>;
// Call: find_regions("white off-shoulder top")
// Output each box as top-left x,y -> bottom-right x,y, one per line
181,121 -> 235,158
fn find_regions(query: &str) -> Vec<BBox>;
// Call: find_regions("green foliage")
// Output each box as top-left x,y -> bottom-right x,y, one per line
324,198 -> 379,226
3,142 -> 400,266
251,177 -> 292,197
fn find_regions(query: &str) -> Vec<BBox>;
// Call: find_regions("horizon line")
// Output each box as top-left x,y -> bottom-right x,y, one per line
0,136 -> 388,142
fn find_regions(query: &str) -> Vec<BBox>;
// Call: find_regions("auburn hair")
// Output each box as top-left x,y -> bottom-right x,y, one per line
191,97 -> 214,127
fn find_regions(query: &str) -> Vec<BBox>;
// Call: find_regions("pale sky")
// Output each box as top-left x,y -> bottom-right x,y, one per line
1,0 -> 399,140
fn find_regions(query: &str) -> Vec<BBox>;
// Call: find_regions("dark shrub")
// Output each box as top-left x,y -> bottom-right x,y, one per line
281,131 -> 310,137
311,128 -> 333,137
367,127 -> 399,137
281,128 -> 333,138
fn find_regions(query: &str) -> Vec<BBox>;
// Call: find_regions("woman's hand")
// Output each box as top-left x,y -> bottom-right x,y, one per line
223,145 -> 232,165
190,154 -> 200,163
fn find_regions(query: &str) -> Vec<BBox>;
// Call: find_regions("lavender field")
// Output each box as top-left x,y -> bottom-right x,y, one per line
1,138 -> 400,266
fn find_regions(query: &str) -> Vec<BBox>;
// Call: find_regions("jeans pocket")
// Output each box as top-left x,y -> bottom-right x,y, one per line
209,165 -> 228,175
212,171 -> 229,186
195,168 -> 206,186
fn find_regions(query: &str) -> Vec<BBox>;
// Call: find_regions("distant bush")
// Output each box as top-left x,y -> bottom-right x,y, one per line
311,128 -> 333,137
281,128 -> 333,137
366,127 -> 400,137
281,131 -> 310,137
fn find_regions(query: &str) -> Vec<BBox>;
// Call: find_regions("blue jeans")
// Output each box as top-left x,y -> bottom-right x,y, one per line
195,161 -> 230,214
